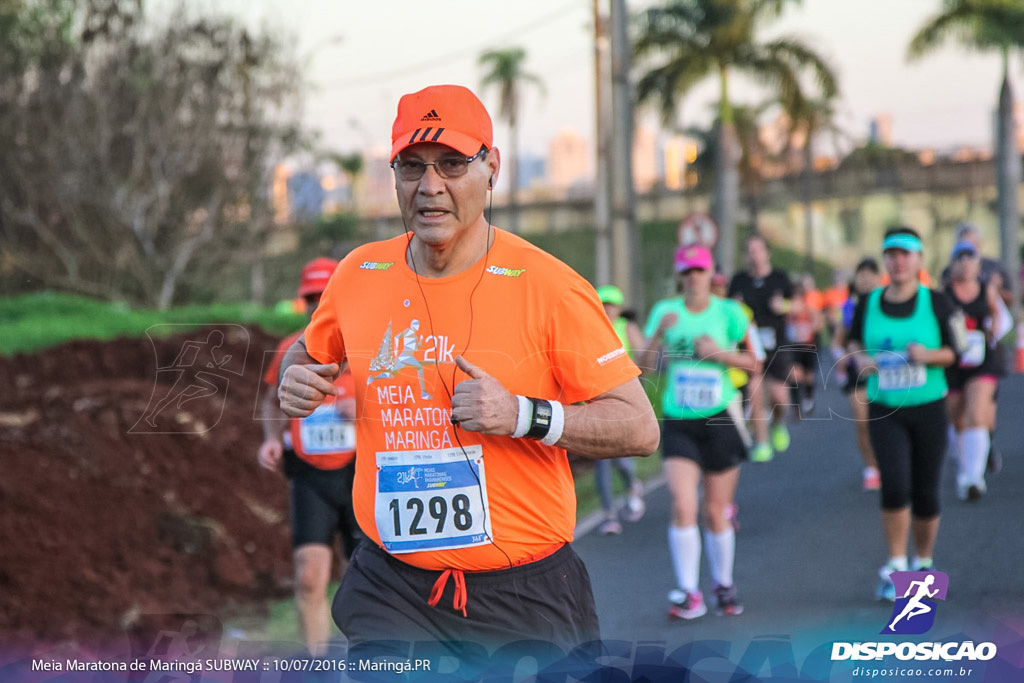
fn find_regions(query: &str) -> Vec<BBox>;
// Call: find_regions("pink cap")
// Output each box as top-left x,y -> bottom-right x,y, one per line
674,244 -> 713,272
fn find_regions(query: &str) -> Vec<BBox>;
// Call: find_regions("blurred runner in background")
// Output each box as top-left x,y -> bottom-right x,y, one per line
832,258 -> 883,491
258,257 -> 361,655
943,240 -> 1007,501
728,235 -> 795,463
592,285 -> 647,535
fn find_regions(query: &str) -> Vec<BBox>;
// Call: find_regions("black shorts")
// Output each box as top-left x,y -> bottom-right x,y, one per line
946,350 -> 1005,391
284,449 -> 362,557
763,347 -> 795,383
841,365 -> 870,395
791,341 -> 821,374
333,542 -> 599,661
661,411 -> 747,473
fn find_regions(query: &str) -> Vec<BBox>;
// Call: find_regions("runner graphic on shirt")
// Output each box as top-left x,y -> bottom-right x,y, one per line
367,319 -> 433,399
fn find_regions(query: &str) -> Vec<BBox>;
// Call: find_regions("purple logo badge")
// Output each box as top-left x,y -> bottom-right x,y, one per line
882,571 -> 949,635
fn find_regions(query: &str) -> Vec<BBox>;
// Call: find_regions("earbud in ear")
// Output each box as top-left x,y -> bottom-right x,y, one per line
488,176 -> 494,189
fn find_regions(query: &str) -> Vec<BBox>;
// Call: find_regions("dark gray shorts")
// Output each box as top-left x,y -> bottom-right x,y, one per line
332,541 -> 599,662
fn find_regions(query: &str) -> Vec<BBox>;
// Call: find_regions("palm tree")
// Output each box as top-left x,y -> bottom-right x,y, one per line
684,102 -> 774,229
633,0 -> 837,274
780,94 -> 844,273
332,152 -> 364,212
479,47 -> 544,234
908,0 -> 1024,316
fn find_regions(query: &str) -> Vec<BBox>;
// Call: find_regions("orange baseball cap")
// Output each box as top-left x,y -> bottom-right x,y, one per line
390,85 -> 493,162
297,257 -> 338,297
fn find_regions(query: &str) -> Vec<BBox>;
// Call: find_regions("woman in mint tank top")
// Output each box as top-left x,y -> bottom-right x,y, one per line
637,245 -> 760,621
844,226 -> 966,602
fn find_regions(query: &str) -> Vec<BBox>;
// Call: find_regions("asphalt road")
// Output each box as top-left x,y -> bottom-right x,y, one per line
574,374 -> 1024,679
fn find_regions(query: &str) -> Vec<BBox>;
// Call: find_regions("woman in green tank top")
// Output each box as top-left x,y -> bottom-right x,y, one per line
637,244 -> 761,620
844,226 -> 965,602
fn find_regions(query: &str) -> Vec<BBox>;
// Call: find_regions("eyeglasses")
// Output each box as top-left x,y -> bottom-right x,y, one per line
391,148 -> 488,181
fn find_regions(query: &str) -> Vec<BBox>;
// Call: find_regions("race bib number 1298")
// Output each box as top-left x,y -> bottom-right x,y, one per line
374,446 -> 492,554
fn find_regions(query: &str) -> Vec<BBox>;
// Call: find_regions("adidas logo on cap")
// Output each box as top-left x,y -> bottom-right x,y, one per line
421,109 -> 441,121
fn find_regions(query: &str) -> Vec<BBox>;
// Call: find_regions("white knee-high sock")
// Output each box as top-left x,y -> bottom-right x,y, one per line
962,427 -> 990,485
669,525 -> 701,592
704,528 -> 736,588
955,430 -> 969,487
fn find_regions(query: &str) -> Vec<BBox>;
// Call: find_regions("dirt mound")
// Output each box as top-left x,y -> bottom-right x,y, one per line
0,325 -> 299,650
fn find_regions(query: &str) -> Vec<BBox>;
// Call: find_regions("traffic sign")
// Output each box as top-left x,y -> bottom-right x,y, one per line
677,212 -> 719,248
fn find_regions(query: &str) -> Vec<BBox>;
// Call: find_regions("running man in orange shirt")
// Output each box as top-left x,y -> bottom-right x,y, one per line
276,85 -> 659,662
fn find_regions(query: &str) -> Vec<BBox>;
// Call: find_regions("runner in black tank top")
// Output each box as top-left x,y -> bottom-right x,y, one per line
944,240 -> 1001,502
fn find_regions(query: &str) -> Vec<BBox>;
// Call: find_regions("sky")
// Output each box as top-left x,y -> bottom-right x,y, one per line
165,0 -> 1024,161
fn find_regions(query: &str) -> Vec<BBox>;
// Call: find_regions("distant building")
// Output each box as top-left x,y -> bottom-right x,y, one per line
633,124 -> 659,192
288,171 -> 325,223
361,151 -> 399,217
869,114 -> 893,147
518,153 -> 547,190
663,135 -> 699,190
547,128 -> 591,190
272,164 -> 292,225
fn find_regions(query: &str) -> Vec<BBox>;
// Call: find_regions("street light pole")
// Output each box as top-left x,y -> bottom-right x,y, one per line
593,0 -> 612,287
998,77 -> 1022,323
609,0 -> 641,308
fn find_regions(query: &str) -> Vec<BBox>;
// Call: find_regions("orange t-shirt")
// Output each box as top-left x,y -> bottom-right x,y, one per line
824,285 -> 849,311
303,228 -> 640,571
804,288 -> 825,312
264,331 -> 356,469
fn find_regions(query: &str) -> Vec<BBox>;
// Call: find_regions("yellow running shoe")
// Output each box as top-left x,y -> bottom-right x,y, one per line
771,424 -> 791,452
750,442 -> 774,463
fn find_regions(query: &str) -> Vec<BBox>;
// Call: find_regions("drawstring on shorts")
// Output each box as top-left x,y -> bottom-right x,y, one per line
428,568 -> 468,618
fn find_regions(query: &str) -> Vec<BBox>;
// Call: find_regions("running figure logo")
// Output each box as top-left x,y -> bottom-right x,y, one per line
367,319 -> 434,399
882,571 -> 949,635
132,325 -> 247,434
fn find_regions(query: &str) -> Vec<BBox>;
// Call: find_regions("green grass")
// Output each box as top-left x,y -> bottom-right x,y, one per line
0,292 -> 307,356
3,223 -> 833,357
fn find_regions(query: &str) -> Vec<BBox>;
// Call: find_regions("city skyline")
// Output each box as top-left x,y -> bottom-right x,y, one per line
169,0 -> 1024,159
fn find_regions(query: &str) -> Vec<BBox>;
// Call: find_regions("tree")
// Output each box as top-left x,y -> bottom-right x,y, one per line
324,151 -> 364,213
479,47 -> 544,234
780,94 -> 844,273
0,0 -> 303,308
633,0 -> 837,273
908,0 -> 1024,316
682,102 -> 774,228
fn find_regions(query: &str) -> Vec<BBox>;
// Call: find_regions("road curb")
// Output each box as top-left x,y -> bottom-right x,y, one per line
574,473 -> 667,537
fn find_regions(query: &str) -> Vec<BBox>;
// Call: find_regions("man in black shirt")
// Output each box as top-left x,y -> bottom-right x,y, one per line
727,235 -> 795,462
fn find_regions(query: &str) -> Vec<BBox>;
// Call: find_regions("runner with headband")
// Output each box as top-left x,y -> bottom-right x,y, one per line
845,226 -> 966,600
